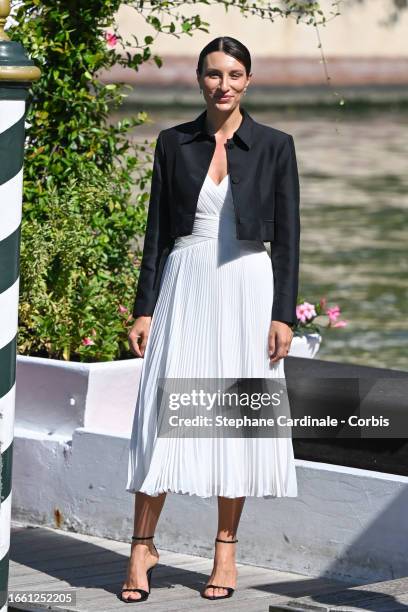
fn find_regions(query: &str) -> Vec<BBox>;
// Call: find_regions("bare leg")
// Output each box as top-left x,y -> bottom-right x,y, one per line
121,491 -> 167,601
202,495 -> 246,598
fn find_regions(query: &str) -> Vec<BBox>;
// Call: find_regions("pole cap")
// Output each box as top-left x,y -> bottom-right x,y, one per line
0,0 -> 41,83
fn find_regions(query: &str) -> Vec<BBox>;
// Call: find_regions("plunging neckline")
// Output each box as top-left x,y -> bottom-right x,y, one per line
206,173 -> 229,188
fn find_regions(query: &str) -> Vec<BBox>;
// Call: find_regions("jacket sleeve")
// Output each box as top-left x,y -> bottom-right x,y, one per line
270,134 -> 301,326
132,131 -> 173,319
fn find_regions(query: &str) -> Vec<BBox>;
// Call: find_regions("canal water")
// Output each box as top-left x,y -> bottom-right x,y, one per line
111,107 -> 408,372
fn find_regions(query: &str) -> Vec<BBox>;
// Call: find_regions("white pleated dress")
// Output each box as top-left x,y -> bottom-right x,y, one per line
126,173 -> 298,498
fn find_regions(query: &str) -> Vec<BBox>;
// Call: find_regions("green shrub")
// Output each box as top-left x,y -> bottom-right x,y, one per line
7,0 -> 157,361
19,165 -> 145,361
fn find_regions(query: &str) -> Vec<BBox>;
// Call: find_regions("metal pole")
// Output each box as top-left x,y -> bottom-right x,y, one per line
0,1 -> 40,608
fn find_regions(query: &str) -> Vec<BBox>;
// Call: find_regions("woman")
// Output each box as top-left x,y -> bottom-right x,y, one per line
121,36 -> 300,603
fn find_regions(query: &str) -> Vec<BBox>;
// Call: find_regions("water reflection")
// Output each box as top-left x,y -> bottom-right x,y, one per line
110,108 -> 408,371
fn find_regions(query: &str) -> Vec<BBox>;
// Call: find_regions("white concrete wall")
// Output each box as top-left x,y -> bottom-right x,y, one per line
11,425 -> 408,584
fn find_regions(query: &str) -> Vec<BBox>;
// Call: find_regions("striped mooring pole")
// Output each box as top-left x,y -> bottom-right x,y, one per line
0,1 -> 40,609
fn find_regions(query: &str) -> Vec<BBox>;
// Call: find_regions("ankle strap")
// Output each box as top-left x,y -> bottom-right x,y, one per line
132,535 -> 154,540
215,537 -> 238,543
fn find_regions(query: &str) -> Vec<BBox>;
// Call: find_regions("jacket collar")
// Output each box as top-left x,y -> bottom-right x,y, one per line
180,106 -> 253,149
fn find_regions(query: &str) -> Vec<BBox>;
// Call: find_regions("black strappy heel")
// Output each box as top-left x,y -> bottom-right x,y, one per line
120,535 -> 158,603
200,537 -> 238,600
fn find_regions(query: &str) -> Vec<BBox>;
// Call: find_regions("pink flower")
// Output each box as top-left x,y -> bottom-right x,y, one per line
82,337 -> 95,346
105,32 -> 118,48
332,320 -> 348,328
296,301 -> 317,323
118,304 -> 128,314
326,305 -> 341,323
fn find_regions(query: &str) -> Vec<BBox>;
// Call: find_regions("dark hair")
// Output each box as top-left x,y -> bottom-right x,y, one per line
197,37 -> 251,77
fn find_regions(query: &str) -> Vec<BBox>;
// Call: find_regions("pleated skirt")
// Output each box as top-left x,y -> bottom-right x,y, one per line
126,211 -> 298,498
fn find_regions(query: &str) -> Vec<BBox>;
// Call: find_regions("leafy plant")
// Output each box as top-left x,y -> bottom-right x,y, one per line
18,165 -> 143,361
8,0 -> 156,361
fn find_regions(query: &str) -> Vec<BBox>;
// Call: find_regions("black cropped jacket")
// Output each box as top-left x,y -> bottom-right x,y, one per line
132,106 -> 301,326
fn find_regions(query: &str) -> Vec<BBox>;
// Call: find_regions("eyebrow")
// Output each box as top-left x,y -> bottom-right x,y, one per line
206,68 -> 244,73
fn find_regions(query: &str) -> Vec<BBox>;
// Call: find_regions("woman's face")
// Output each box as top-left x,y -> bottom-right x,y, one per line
197,51 -> 251,111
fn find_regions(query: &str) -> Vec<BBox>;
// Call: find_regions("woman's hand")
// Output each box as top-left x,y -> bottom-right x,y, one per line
128,316 -> 152,358
268,320 -> 293,363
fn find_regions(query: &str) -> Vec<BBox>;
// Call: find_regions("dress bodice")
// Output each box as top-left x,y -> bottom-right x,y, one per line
173,174 -> 235,249
196,173 -> 234,216
172,173 -> 265,255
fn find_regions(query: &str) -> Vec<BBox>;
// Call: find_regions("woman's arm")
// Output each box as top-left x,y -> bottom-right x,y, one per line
132,131 -> 172,319
271,134 -> 300,327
